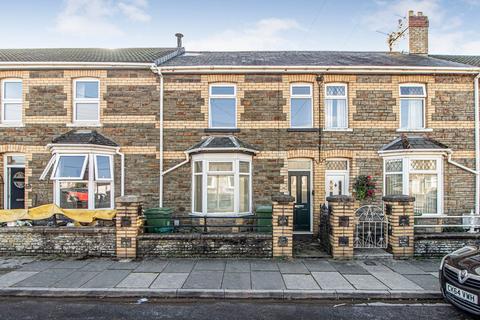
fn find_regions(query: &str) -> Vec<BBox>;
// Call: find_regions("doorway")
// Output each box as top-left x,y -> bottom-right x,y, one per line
325,159 -> 349,199
288,159 -> 312,233
4,154 -> 25,209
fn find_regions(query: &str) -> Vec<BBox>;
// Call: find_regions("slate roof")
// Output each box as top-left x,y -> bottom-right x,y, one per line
52,130 -> 118,147
432,55 -> 480,67
187,136 -> 257,154
160,51 -> 473,68
381,136 -> 448,151
0,48 -> 180,63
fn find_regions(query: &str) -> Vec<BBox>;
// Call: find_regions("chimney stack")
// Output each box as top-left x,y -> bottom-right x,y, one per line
408,10 -> 429,55
175,33 -> 184,48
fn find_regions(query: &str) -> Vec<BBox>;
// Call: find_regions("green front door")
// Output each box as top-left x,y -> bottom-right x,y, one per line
289,171 -> 311,232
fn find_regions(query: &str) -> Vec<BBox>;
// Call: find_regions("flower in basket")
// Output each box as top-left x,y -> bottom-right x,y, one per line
354,175 -> 376,201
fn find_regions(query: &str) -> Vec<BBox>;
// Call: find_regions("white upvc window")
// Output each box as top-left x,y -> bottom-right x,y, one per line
1,79 -> 23,124
73,78 -> 100,124
399,84 -> 426,130
192,153 -> 252,216
384,156 -> 442,215
325,83 -> 348,129
209,84 -> 236,128
290,83 -> 313,128
51,153 -> 113,209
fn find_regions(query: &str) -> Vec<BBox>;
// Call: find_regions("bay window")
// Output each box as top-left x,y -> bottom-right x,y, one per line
51,153 -> 113,209
399,84 -> 425,130
192,153 -> 252,216
384,156 -> 442,215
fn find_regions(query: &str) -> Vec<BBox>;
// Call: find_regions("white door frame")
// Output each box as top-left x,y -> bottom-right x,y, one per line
288,159 -> 313,234
325,158 -> 350,200
3,153 -> 26,209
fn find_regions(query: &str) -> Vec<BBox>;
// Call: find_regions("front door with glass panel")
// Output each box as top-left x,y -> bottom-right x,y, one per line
5,155 -> 26,209
289,171 -> 311,232
325,173 -> 347,198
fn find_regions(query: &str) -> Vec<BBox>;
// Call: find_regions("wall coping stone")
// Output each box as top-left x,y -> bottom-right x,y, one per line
271,193 -> 295,204
415,232 -> 480,240
116,195 -> 144,203
139,233 -> 272,240
383,195 -> 415,203
326,195 -> 353,203
0,227 -> 114,234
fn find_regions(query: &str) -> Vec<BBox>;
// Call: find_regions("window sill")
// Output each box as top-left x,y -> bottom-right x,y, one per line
204,128 -> 240,133
396,128 -> 433,133
0,123 -> 24,128
323,128 -> 353,132
67,122 -> 103,128
287,128 -> 319,132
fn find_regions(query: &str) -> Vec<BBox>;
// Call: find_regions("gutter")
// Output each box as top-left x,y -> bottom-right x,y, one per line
115,148 -> 125,197
0,62 -> 155,70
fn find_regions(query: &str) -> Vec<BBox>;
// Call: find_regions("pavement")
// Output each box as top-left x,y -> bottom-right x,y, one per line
0,257 -> 443,300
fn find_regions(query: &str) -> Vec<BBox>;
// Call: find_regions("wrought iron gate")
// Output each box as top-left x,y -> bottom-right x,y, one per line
354,205 -> 388,249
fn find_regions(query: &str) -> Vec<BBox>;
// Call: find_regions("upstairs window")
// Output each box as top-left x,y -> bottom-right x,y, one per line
399,84 -> 425,130
1,79 -> 22,124
290,84 -> 313,128
325,83 -> 347,129
209,84 -> 236,128
74,79 -> 100,124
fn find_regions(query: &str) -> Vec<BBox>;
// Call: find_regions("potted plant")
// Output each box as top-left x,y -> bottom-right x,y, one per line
353,175 -> 376,203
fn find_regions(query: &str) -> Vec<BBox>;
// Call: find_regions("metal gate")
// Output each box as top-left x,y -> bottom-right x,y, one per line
354,205 -> 388,249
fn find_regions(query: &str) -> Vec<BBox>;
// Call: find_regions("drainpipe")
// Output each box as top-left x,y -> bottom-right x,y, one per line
151,65 -> 165,207
475,74 -> 480,215
115,148 -> 125,196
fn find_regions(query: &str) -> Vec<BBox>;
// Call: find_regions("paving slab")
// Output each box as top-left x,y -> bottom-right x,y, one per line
277,261 -> 309,274
409,259 -> 441,272
182,271 -> 224,289
80,260 -> 114,271
51,260 -> 90,269
404,274 -> 440,291
283,274 -> 320,290
225,260 -> 250,272
13,268 -> 74,287
0,271 -> 38,287
134,260 -> 168,273
81,269 -> 130,288
356,260 -> 391,273
330,261 -> 369,274
383,260 -> 426,275
51,271 -> 99,288
344,274 -> 389,290
107,261 -> 140,270
311,272 -> 354,290
369,271 -> 423,290
19,260 -> 60,272
222,272 -> 251,289
251,271 -> 285,290
163,260 -> 195,273
116,272 -> 158,288
150,273 -> 189,289
250,261 -> 278,271
303,260 -> 336,272
194,260 -> 226,271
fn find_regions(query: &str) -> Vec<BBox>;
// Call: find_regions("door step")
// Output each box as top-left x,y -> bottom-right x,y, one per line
353,248 -> 393,259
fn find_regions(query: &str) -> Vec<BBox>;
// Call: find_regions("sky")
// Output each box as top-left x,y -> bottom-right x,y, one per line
0,0 -> 479,54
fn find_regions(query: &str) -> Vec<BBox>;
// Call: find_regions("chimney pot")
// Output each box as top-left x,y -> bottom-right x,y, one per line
175,33 -> 184,48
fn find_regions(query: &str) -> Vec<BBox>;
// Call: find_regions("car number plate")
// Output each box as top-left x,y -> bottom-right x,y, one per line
446,283 -> 478,304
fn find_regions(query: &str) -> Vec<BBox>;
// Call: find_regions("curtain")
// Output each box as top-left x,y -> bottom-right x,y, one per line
326,99 -> 347,128
401,99 -> 423,129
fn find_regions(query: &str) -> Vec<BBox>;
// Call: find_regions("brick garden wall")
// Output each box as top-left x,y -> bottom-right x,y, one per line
138,233 -> 272,258
0,227 -> 115,257
415,233 -> 480,257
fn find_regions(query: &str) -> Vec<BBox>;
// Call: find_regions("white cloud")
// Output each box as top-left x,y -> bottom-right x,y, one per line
188,18 -> 303,51
54,0 -> 150,37
365,0 -> 480,54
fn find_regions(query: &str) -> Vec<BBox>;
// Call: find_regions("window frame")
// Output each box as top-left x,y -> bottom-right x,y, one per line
73,78 -> 100,124
324,83 -> 348,130
208,83 -> 237,129
51,153 -> 114,209
191,153 -> 252,216
290,83 -> 313,128
94,154 -> 113,181
383,155 -> 443,215
398,83 -> 426,130
1,78 -> 23,125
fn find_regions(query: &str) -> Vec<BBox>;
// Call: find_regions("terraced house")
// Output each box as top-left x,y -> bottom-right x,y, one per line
0,11 -> 479,257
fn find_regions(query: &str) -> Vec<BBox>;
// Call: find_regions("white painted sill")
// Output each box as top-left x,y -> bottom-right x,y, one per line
396,128 -> 433,133
0,123 -> 25,128
67,122 -> 103,128
323,128 -> 353,132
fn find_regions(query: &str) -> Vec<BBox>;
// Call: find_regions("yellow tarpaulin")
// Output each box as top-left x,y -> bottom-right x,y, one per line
0,204 -> 116,223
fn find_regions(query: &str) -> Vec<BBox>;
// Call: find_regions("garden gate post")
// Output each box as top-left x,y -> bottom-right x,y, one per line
327,195 -> 355,259
383,195 -> 415,259
115,195 -> 143,259
271,194 -> 295,258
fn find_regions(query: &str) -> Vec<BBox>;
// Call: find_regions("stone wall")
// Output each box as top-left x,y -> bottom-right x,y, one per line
415,233 -> 480,257
138,233 -> 272,258
0,227 -> 115,257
